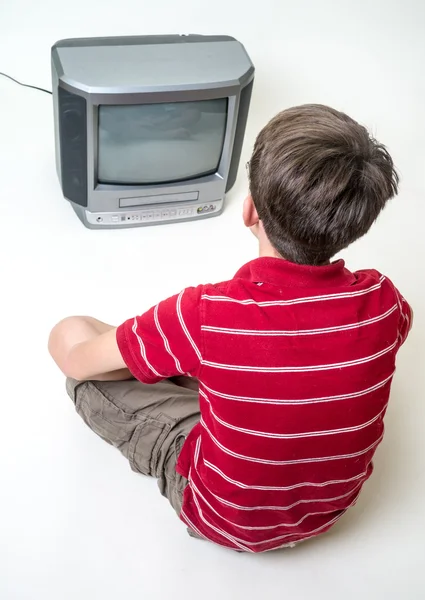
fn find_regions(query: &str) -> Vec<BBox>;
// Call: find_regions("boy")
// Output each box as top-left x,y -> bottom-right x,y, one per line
49,104 -> 412,553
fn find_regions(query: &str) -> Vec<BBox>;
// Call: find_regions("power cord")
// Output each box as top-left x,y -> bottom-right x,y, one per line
0,71 -> 52,95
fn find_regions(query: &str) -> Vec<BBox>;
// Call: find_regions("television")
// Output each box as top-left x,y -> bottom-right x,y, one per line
51,35 -> 254,228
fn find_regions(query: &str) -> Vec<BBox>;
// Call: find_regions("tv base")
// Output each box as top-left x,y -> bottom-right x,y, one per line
71,198 -> 225,230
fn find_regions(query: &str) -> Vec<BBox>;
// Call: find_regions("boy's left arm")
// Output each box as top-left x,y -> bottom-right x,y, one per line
48,316 -> 131,381
48,286 -> 203,382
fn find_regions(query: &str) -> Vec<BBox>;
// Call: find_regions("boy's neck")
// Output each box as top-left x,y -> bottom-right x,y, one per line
257,238 -> 331,266
258,237 -> 284,260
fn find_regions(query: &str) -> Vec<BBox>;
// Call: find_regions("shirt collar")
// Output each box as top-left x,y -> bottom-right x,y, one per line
234,257 -> 355,288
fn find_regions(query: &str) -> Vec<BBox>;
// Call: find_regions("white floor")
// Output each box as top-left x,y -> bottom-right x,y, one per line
1,1 -> 424,598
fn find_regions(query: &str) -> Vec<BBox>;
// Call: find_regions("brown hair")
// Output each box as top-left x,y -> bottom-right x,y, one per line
248,104 -> 399,265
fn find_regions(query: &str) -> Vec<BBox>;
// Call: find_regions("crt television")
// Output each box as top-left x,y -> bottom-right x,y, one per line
51,35 -> 254,229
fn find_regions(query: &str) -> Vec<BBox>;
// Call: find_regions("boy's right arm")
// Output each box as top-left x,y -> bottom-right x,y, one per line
395,289 -> 413,346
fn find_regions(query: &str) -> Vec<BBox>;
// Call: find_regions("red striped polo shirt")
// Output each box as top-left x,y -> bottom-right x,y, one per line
116,257 -> 412,552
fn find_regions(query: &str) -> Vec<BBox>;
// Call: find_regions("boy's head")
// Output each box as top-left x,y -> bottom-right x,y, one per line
245,104 -> 399,265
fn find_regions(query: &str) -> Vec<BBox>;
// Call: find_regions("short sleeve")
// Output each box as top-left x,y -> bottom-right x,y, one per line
394,288 -> 413,347
116,286 -> 203,383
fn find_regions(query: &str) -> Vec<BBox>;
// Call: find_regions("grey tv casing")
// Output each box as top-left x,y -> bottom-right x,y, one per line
51,35 -> 254,229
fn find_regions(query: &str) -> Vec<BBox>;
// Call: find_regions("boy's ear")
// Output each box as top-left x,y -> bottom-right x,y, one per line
243,195 -> 260,228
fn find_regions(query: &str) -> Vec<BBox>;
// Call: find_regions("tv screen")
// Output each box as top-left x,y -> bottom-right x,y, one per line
97,98 -> 228,185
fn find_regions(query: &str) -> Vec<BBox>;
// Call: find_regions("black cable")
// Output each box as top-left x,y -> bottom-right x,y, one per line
0,71 -> 52,95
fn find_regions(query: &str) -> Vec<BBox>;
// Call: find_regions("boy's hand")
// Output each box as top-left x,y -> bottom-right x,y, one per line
48,316 -> 132,382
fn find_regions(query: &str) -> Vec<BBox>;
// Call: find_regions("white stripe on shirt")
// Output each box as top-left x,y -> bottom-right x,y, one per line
190,479 -> 360,530
203,459 -> 369,491
201,304 -> 397,337
194,435 -> 201,467
201,277 -> 385,308
179,510 -> 208,541
201,419 -> 384,465
394,288 -> 403,312
176,290 -> 202,360
154,304 -> 184,374
264,499 -> 360,550
200,372 -> 394,405
183,503 -> 262,551
227,492 -> 360,546
190,487 -> 359,548
217,493 -> 361,546
201,339 -> 397,373
131,317 -> 165,378
189,492 -> 252,552
193,469 -> 363,512
199,389 -> 386,439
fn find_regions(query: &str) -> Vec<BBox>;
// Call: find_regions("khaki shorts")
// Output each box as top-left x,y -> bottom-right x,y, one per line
66,378 -> 200,521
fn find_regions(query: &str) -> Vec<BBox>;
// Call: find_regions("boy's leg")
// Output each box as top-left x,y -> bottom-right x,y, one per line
66,378 -> 200,513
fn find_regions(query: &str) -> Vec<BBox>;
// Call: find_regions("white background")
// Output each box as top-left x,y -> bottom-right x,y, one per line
1,1 -> 424,598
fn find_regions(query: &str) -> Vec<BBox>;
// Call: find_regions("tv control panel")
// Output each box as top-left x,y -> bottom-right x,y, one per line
84,199 -> 224,227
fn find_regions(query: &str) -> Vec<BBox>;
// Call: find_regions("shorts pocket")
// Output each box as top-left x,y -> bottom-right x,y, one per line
129,413 -> 173,477
76,383 -> 141,457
